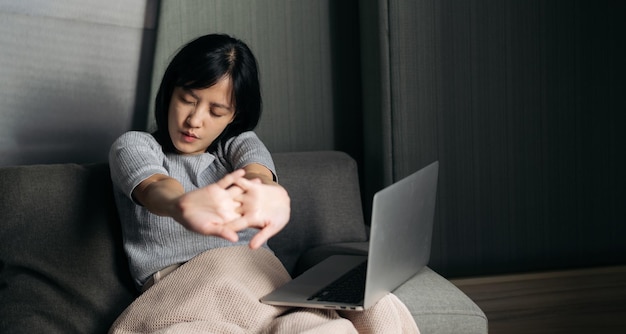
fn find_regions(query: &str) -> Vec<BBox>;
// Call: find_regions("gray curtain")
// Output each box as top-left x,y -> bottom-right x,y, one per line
0,0 -> 158,166
147,0 -> 626,277
148,0 -> 358,154
372,0 -> 626,276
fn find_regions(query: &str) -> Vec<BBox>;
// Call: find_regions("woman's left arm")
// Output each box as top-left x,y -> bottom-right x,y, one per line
243,163 -> 276,185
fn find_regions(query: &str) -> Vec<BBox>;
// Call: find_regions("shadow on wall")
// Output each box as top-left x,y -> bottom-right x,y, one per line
0,1 -> 159,167
1,75 -> 130,166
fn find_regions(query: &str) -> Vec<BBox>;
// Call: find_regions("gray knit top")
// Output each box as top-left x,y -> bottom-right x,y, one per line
109,131 -> 276,287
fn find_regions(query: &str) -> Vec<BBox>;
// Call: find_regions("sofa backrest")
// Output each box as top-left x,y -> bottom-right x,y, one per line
269,151 -> 368,272
0,163 -> 136,333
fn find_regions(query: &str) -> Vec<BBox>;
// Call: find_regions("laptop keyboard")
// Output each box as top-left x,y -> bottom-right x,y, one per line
307,261 -> 367,304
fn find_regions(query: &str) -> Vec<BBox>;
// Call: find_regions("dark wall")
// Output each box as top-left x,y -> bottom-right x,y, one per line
380,0 -> 626,277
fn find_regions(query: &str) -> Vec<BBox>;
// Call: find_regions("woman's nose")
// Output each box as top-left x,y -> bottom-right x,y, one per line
186,111 -> 202,127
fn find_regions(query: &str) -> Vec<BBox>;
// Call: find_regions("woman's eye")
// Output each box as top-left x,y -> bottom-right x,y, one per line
179,95 -> 196,105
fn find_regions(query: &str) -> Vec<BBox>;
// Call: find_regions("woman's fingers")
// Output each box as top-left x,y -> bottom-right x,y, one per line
249,224 -> 277,249
211,225 -> 240,243
216,169 -> 246,189
222,218 -> 275,250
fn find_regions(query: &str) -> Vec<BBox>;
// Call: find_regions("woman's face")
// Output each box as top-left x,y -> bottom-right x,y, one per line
167,76 -> 236,155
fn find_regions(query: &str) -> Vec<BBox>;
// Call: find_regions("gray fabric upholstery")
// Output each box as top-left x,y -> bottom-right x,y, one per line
395,268 -> 488,334
0,151 -> 486,333
0,163 -> 136,333
269,151 -> 368,273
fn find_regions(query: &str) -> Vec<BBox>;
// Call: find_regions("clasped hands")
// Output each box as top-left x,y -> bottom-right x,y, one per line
173,169 -> 291,249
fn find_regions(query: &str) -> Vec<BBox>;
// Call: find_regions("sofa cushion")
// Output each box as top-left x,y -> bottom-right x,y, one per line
269,151 -> 368,274
0,163 -> 136,334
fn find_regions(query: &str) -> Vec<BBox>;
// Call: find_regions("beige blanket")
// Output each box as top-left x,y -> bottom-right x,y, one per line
109,246 -> 419,334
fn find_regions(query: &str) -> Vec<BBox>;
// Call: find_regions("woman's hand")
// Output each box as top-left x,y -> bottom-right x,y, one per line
172,170 -> 247,241
226,177 -> 291,249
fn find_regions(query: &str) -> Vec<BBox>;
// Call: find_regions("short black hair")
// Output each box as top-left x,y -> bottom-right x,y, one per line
153,34 -> 262,153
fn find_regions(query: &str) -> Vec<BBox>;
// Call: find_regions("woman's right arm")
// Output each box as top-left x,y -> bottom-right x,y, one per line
132,174 -> 185,216
132,170 -> 248,242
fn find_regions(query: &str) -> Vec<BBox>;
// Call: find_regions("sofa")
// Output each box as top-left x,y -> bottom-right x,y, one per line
0,150 -> 487,333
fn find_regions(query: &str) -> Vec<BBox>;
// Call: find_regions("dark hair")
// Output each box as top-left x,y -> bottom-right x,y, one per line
153,34 -> 262,153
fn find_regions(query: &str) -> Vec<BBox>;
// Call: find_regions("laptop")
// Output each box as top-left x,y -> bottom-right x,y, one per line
261,161 -> 439,311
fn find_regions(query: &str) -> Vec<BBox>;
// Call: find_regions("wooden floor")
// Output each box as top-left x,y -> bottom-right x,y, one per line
450,265 -> 626,334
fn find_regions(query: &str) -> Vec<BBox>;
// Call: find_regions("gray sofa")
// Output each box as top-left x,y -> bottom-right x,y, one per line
0,150 -> 487,333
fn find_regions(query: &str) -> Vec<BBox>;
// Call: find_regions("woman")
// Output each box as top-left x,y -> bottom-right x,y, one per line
109,34 -> 417,333
109,33 -> 289,291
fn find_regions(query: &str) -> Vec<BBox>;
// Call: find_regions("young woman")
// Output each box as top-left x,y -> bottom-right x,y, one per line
109,34 -> 418,333
109,34 -> 290,290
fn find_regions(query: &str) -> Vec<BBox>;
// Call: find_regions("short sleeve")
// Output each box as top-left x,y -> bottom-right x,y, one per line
221,132 -> 276,180
108,131 -> 168,200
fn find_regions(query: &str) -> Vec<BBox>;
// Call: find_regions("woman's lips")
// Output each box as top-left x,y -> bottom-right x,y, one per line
181,132 -> 198,143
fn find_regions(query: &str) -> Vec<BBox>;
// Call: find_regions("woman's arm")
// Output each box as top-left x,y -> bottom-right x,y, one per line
132,174 -> 185,216
131,170 -> 247,242
243,163 -> 276,184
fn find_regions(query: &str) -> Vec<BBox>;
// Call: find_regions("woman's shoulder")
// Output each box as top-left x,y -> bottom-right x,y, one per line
218,131 -> 273,168
112,131 -> 161,149
110,131 -> 165,164
218,131 -> 266,156
115,131 -> 157,143
223,131 -> 262,147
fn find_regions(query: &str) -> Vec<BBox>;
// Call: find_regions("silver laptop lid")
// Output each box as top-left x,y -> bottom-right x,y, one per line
363,161 -> 439,308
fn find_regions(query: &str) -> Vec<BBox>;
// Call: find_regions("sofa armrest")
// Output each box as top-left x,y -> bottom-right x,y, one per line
269,151 -> 368,275
395,268 -> 488,334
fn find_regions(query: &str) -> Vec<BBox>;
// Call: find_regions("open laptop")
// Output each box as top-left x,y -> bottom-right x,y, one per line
261,161 -> 439,311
